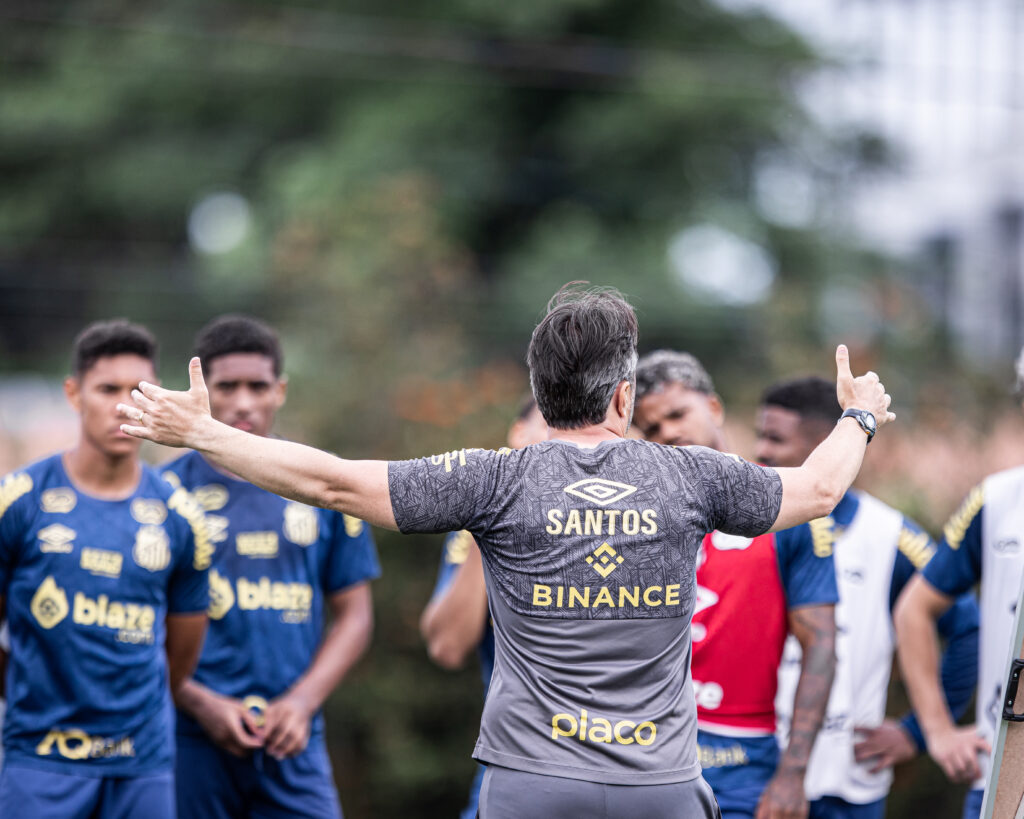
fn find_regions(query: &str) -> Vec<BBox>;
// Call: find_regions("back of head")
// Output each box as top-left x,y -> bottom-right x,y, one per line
194,315 -> 282,376
760,376 -> 840,424
71,319 -> 158,378
527,284 -> 639,430
635,350 -> 715,400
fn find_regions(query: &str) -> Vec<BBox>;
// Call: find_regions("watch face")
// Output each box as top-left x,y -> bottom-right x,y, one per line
863,412 -> 877,432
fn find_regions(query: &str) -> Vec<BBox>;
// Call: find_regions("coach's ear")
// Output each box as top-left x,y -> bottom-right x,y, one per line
611,380 -> 632,434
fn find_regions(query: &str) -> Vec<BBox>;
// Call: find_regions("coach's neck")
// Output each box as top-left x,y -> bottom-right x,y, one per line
548,381 -> 633,449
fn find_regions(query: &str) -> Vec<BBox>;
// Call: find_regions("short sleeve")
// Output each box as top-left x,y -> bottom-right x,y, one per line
673,447 -> 782,537
322,513 -> 381,594
388,448 -> 502,535
775,518 -> 839,608
0,471 -> 33,596
166,512 -> 209,614
922,485 -> 983,598
888,518 -> 937,611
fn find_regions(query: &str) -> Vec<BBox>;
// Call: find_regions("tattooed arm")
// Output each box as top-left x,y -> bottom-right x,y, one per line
757,604 -> 836,819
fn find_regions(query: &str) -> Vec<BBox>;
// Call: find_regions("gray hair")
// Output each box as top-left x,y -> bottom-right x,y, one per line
527,284 -> 639,430
635,349 -> 716,400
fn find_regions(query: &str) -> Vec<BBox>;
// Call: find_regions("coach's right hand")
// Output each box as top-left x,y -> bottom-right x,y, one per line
926,724 -> 990,784
835,345 -> 895,430
119,357 -> 215,450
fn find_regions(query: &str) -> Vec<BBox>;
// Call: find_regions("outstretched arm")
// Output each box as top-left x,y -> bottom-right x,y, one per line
769,346 -> 894,533
119,358 -> 397,529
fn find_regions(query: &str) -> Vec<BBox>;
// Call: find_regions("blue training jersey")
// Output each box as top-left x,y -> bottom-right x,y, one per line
163,451 -> 380,736
0,454 -> 210,776
432,531 -> 495,695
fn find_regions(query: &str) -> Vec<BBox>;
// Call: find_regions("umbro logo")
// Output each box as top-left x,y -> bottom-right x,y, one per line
563,479 -> 637,507
995,537 -> 1020,554
38,524 -> 76,554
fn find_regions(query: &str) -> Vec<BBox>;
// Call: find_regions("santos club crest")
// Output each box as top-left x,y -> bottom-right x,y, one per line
284,503 -> 319,546
133,525 -> 171,572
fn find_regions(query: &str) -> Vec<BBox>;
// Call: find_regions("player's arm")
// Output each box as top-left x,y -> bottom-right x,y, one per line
263,582 -> 374,759
857,537 -> 980,773
420,536 -> 488,670
118,359 -> 397,530
894,492 -> 988,783
894,575 -> 988,782
758,521 -> 838,819
176,679 -> 264,757
165,612 -> 207,697
769,347 -> 894,533
759,603 -> 836,819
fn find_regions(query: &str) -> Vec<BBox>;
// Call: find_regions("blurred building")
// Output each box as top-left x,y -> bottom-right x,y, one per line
730,0 -> 1024,365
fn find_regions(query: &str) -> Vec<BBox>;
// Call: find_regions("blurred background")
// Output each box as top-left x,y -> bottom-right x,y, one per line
2,0 -> 1023,815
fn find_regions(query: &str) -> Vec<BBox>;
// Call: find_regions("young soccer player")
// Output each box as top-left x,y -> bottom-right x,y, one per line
0,319 -> 210,818
167,316 -> 379,819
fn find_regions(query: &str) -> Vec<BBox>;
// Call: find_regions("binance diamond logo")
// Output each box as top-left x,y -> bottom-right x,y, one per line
586,543 -> 625,579
564,478 -> 637,507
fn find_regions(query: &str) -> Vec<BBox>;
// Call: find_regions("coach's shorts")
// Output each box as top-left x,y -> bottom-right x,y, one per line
809,795 -> 885,819
477,764 -> 721,819
175,732 -> 342,819
460,762 -> 485,819
697,729 -> 780,818
0,763 -> 174,819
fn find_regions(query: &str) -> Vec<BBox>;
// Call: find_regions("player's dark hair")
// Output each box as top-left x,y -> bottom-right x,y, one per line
761,376 -> 840,423
71,319 -> 158,377
635,350 -> 716,401
527,283 -> 638,430
194,315 -> 282,377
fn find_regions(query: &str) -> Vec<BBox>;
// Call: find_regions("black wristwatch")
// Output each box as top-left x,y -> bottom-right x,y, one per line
840,408 -> 876,443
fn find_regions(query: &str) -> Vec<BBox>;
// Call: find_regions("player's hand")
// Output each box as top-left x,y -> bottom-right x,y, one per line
117,357 -> 213,448
754,767 -> 808,819
853,720 -> 917,773
262,691 -> 314,759
926,724 -> 990,784
193,690 -> 263,757
835,345 -> 895,430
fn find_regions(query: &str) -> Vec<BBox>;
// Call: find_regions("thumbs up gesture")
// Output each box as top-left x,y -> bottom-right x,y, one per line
835,345 -> 895,430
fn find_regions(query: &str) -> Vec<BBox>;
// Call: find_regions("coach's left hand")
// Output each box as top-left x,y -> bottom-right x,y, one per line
755,767 -> 808,819
262,690 -> 314,759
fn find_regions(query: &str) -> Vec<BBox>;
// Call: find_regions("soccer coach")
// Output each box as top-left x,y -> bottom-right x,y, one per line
119,286 -> 894,819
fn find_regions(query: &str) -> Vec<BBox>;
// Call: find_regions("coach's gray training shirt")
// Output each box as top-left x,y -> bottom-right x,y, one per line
389,438 -> 782,785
